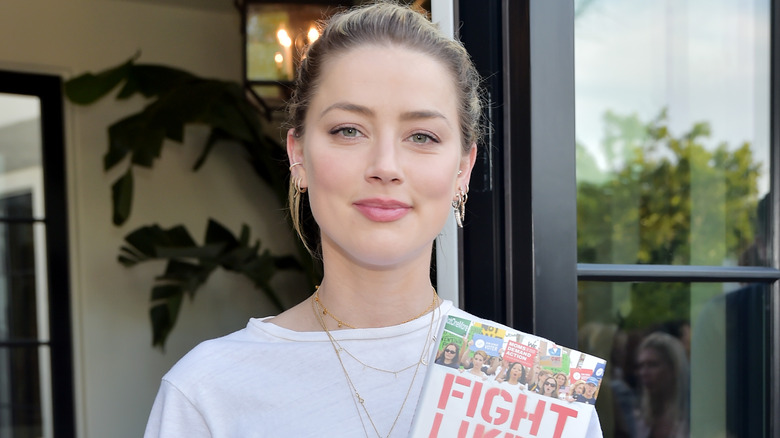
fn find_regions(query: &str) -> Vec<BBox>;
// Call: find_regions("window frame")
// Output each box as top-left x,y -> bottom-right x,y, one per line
460,1 -> 780,436
0,70 -> 75,438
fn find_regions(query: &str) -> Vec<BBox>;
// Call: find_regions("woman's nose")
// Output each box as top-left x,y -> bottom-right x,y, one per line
365,134 -> 403,183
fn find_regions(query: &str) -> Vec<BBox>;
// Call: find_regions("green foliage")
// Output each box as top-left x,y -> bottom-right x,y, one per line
65,54 -> 287,225
577,109 -> 762,328
119,220 -> 301,347
65,55 -> 314,348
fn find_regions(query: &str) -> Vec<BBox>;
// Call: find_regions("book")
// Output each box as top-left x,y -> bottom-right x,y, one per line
410,307 -> 606,438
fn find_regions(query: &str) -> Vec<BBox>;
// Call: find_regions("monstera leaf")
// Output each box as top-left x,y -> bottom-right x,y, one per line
64,55 -> 316,348
64,54 -> 288,225
119,220 -> 301,347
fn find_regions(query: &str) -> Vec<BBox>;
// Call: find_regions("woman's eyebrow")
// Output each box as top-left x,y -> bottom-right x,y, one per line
320,102 -> 373,118
400,110 -> 450,126
319,103 -> 450,126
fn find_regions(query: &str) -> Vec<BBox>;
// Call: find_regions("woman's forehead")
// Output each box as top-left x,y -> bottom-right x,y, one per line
308,45 -> 458,120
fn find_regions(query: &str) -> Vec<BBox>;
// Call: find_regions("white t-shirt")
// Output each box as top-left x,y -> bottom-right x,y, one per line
144,301 -> 603,437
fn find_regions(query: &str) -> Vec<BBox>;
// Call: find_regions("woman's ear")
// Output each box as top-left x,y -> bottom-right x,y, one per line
456,143 -> 478,191
286,128 -> 304,169
287,129 -> 307,190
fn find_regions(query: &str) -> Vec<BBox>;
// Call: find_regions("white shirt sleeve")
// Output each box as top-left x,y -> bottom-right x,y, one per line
144,379 -> 212,438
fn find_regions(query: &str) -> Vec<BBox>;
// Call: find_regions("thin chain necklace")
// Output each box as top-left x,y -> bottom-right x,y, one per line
314,286 -> 438,329
312,291 -> 439,438
313,296 -> 434,375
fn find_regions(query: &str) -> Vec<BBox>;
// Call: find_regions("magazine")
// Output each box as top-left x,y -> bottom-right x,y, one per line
410,308 -> 606,438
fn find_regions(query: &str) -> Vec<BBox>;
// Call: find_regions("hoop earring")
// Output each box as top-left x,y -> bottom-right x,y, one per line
295,176 -> 307,194
452,188 -> 467,228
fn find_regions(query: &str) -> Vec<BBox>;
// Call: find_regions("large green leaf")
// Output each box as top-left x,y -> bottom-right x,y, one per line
119,220 -> 302,348
65,55 -> 287,224
63,55 -> 138,104
121,224 -> 197,262
64,55 -> 319,350
111,170 -> 134,226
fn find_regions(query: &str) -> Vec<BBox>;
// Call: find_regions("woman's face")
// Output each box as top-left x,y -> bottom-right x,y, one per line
543,378 -> 557,395
288,44 -> 476,269
555,374 -> 567,387
472,354 -> 485,369
637,347 -> 669,396
584,383 -> 596,397
443,345 -> 458,362
509,364 -> 523,380
575,384 -> 584,395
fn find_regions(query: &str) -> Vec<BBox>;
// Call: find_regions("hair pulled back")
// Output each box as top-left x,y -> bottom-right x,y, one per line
286,1 -> 483,153
286,1 -> 484,254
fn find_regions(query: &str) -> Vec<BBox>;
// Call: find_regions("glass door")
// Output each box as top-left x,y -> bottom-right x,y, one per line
574,1 -> 775,436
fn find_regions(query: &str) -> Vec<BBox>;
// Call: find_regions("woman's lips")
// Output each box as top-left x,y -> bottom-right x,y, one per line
353,199 -> 411,222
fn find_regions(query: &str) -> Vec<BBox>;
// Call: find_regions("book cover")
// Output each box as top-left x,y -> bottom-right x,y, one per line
411,308 -> 606,438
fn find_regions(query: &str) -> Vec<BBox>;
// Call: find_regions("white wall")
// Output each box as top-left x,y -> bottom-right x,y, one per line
0,1 -> 308,436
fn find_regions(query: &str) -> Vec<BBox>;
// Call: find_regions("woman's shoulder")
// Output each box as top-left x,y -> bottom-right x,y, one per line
162,318 -> 318,386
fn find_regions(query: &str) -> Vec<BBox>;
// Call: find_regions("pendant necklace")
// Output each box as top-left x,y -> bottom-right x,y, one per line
312,290 -> 440,438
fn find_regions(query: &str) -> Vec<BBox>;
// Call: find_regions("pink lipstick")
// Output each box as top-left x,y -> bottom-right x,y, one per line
353,198 -> 411,222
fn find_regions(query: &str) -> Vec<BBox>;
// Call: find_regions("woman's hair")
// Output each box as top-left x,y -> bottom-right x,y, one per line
473,350 -> 488,361
436,342 -> 460,363
568,380 -> 586,396
553,372 -> 568,386
286,1 -> 484,251
542,377 -> 559,396
638,331 -> 690,424
503,362 -> 526,384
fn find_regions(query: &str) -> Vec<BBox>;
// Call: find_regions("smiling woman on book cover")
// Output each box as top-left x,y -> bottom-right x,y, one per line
143,2 -> 603,437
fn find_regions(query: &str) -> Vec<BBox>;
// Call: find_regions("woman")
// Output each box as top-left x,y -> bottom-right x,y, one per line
540,376 -> 559,398
435,342 -> 462,369
553,372 -> 569,399
635,332 -> 689,438
566,379 -> 586,402
461,350 -> 489,379
145,4 -> 478,437
530,369 -> 552,393
144,3 -> 601,437
499,362 -> 527,389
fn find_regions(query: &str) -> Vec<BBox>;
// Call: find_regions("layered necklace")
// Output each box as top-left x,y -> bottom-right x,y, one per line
314,287 -> 439,329
311,288 -> 440,438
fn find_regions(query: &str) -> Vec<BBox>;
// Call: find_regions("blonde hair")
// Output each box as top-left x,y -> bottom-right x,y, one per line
286,1 -> 484,252
638,332 -> 689,426
473,350 -> 489,361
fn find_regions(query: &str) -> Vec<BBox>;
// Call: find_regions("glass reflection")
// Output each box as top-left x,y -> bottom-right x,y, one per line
575,0 -> 770,266
578,281 -> 768,437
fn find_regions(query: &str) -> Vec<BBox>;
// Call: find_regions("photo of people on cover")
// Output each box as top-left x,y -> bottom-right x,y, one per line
434,314 -> 607,405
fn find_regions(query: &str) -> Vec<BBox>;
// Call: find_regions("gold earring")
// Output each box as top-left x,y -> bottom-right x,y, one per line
452,188 -> 467,228
295,176 -> 307,194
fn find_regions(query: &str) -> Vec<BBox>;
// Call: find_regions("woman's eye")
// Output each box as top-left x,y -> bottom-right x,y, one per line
332,127 -> 361,138
409,133 -> 436,144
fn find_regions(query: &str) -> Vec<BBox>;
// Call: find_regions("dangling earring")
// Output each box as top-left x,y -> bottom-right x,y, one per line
452,188 -> 468,228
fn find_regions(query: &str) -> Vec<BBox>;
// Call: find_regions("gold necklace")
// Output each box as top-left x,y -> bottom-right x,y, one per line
312,293 -> 438,375
312,292 -> 439,438
314,286 -> 439,329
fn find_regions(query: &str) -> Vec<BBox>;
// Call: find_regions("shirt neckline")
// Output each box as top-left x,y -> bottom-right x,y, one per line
249,300 -> 453,342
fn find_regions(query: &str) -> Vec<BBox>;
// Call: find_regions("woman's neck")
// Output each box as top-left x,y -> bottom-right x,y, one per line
316,255 -> 436,328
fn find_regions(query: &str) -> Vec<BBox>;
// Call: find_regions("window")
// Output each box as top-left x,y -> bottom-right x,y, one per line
0,71 -> 74,437
459,1 -> 778,437
575,1 -> 775,436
